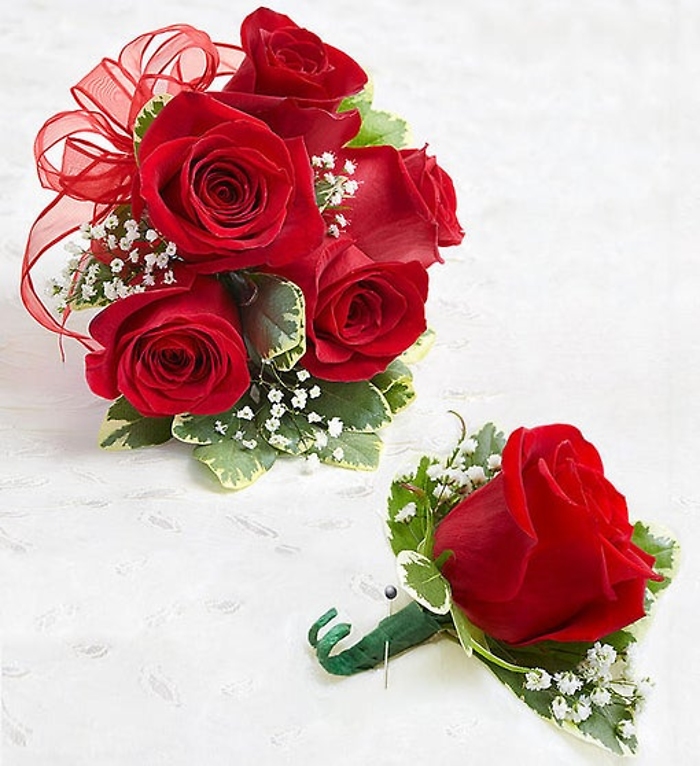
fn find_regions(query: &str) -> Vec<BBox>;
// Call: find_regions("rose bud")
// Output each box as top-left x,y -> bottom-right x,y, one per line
433,424 -> 663,645
224,7 -> 367,107
85,276 -> 250,418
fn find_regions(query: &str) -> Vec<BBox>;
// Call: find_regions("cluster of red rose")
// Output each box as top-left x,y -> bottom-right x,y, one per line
25,8 -> 463,419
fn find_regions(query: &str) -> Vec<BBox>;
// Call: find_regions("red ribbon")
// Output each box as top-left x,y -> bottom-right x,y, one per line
21,24 -> 244,348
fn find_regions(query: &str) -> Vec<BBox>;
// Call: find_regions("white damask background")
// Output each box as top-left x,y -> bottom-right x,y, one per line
0,1 -> 697,764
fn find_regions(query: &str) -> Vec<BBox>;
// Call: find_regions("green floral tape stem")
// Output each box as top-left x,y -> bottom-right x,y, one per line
308,601 -> 452,676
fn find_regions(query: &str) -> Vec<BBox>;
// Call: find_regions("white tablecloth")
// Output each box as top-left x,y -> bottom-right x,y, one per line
0,1 -> 696,764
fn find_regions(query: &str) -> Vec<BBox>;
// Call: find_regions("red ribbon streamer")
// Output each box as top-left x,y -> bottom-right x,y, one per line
21,24 -> 244,348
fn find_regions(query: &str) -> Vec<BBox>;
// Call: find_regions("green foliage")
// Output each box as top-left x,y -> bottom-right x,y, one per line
400,328 -> 436,364
317,431 -> 383,471
98,397 -> 173,450
632,521 -> 679,596
396,550 -> 452,614
133,93 -> 173,154
193,438 -> 277,491
339,83 -> 410,149
371,359 -> 415,414
308,379 -> 392,432
238,273 -> 306,371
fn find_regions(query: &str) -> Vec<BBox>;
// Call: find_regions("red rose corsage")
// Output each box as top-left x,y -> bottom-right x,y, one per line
309,416 -> 678,755
21,7 -> 464,490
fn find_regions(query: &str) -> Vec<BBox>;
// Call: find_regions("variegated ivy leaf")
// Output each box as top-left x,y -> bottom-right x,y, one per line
400,328 -> 436,365
371,359 -> 415,414
306,379 -> 392,433
339,82 -> 410,149
257,404 -> 317,456
193,438 -> 277,491
631,521 -> 679,600
317,430 -> 383,471
449,603 -> 475,658
396,549 -> 452,615
239,273 -> 305,371
98,396 -> 173,450
171,393 -> 258,446
386,456 -> 437,557
133,93 -> 173,155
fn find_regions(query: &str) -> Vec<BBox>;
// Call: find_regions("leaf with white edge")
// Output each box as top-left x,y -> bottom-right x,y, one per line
339,83 -> 410,149
396,549 -> 452,615
632,521 -> 679,597
317,431 -> 383,471
449,603 -> 474,658
371,359 -> 415,414
257,406 -> 317,456
172,394 -> 257,446
193,438 -> 277,490
98,397 -> 173,450
400,328 -> 436,364
386,456 -> 438,556
482,630 -> 642,755
307,379 -> 392,432
133,93 -> 173,154
239,273 -> 305,371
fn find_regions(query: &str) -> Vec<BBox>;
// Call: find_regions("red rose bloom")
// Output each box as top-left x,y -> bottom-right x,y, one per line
136,91 -> 324,272
433,425 -> 662,646
401,147 -> 465,247
283,238 -> 428,381
338,145 -> 441,269
225,7 -> 367,107
85,276 -> 250,417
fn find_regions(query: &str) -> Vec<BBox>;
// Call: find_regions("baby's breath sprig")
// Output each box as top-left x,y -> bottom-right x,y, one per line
311,151 -> 360,238
49,208 -> 179,314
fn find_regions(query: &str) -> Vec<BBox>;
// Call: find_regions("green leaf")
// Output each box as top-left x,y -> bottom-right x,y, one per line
371,359 -> 415,414
133,94 -> 173,155
396,550 -> 452,614
473,422 -> 506,466
307,379 -> 392,432
193,438 -> 277,490
258,406 -> 317,456
632,521 -> 680,596
480,631 -> 640,755
400,328 -> 436,364
98,397 -> 173,450
386,456 -> 439,556
339,83 -> 410,149
171,393 -> 257,446
449,603 -> 475,658
238,273 -> 306,371
317,431 -> 383,471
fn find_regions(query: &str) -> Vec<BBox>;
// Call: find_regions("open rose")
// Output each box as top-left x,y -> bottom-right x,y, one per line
225,7 -> 367,107
401,147 -> 464,247
85,276 -> 249,417
136,91 -> 324,272
281,238 -> 428,381
433,425 -> 662,646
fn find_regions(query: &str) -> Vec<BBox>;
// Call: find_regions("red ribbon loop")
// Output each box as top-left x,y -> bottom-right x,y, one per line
22,25 -> 245,348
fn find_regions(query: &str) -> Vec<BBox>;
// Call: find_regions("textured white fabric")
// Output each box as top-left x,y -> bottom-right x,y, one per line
0,1 -> 696,763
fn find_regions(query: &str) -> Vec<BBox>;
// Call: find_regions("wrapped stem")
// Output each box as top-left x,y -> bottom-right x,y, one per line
308,601 -> 453,676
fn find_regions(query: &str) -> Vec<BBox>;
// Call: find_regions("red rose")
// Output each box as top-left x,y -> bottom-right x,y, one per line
433,425 -> 662,646
225,7 -> 367,106
401,147 -> 465,247
136,91 -> 324,272
85,276 -> 250,417
337,145 -> 442,269
283,238 -> 428,381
